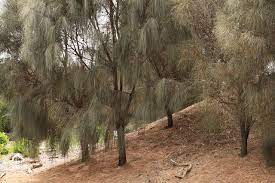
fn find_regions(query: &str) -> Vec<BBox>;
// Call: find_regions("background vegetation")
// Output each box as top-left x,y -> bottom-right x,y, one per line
0,0 -> 274,167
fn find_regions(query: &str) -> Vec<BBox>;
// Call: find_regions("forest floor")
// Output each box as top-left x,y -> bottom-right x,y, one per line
2,103 -> 275,183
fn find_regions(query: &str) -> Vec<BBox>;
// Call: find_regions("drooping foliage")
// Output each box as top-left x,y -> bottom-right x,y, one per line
0,0 -> 274,169
130,0 -> 199,128
1,0 -> 160,165
0,0 -> 22,60
213,0 -> 275,157
0,0 -> 99,160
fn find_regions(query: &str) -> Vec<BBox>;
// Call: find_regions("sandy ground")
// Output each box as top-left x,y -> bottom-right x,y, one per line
0,144 -> 80,183
2,104 -> 275,183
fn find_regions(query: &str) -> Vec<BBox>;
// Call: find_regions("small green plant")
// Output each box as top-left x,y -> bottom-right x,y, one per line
97,125 -> 106,145
13,139 -> 30,157
0,132 -> 8,145
13,139 -> 39,158
1,147 -> 9,155
0,132 -> 9,155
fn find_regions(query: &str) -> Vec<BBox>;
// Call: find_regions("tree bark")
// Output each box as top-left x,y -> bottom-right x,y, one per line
166,107 -> 173,128
116,123 -> 126,166
81,142 -> 90,162
240,119 -> 250,157
263,139 -> 275,166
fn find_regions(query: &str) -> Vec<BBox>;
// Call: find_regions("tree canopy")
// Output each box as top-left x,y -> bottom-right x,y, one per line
0,0 -> 274,167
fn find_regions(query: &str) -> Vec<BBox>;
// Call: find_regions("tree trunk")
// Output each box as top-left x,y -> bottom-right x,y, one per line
116,124 -> 126,166
104,127 -> 111,151
166,107 -> 173,128
263,139 -> 275,167
81,142 -> 90,162
240,119 -> 250,157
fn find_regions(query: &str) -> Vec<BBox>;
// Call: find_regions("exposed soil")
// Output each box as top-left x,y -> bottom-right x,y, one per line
0,144 -> 80,183
2,103 -> 275,183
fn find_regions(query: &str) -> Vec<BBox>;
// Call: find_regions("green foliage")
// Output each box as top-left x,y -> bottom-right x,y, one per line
0,132 -> 9,155
1,147 -> 9,155
97,125 -> 106,145
211,0 -> 275,158
11,98 -> 52,141
12,139 -> 38,157
0,99 -> 11,133
0,132 -> 9,145
60,129 -> 72,157
0,0 -> 22,60
13,140 -> 28,156
1,0 -> 273,167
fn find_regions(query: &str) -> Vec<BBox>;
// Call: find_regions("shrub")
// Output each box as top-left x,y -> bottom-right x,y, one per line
198,103 -> 224,135
0,100 -> 11,133
13,139 -> 30,157
13,139 -> 40,158
0,132 -> 8,145
1,147 -> 9,155
0,132 -> 9,155
97,125 -> 106,145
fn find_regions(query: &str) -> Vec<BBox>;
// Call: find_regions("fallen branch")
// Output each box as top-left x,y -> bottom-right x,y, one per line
175,164 -> 192,179
31,163 -> 43,170
27,159 -> 40,164
0,172 -> 6,179
170,159 -> 192,179
170,159 -> 190,167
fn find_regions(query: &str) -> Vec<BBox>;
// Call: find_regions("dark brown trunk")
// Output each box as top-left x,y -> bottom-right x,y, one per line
81,142 -> 90,162
263,140 -> 275,166
240,119 -> 250,157
166,107 -> 173,128
117,124 -> 126,166
108,0 -> 117,45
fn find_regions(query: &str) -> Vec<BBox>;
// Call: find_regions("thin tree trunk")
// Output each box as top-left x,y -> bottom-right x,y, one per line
116,124 -> 126,166
166,106 -> 173,128
81,142 -> 90,162
240,119 -> 250,157
263,139 -> 275,166
104,127 -> 111,150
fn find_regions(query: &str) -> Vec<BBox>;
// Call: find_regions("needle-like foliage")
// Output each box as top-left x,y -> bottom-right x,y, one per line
214,0 -> 275,158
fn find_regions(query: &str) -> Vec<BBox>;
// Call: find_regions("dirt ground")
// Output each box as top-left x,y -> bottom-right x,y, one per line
3,104 -> 275,183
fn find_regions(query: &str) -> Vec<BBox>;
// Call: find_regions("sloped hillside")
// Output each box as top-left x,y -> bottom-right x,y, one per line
5,103 -> 275,183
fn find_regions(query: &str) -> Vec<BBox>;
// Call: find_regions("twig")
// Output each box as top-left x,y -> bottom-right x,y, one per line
170,159 -> 190,167
31,163 -> 43,170
0,172 -> 6,179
